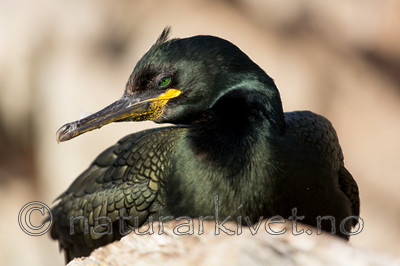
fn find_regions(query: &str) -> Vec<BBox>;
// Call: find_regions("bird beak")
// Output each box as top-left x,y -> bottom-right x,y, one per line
56,89 -> 181,142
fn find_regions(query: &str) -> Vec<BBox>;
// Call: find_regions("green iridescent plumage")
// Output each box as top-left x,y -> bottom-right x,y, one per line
51,28 -> 359,262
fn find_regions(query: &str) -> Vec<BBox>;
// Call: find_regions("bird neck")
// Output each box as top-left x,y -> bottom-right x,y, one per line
168,87 -> 283,218
186,87 -> 284,171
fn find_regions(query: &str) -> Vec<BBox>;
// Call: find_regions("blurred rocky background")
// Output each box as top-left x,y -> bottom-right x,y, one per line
1,0 -> 399,265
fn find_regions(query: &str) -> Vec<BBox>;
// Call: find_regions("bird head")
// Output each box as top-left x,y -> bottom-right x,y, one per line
56,27 -> 283,142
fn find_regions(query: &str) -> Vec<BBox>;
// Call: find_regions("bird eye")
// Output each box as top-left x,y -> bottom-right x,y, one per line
158,76 -> 171,88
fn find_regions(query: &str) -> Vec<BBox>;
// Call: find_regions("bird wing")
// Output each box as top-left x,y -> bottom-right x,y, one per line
338,166 -> 360,224
284,111 -> 360,223
50,126 -> 186,261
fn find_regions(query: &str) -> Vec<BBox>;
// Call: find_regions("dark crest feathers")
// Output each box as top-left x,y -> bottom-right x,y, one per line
155,27 -> 171,46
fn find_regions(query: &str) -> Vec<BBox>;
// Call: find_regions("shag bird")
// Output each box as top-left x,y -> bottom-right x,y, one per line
51,28 -> 360,262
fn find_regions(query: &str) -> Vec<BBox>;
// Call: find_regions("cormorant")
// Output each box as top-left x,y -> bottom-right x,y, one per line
51,28 -> 360,262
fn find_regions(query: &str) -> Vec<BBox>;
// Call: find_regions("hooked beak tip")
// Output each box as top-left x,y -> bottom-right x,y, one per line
56,123 -> 74,143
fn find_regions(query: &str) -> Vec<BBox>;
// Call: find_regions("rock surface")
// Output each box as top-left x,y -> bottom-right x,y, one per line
68,220 -> 399,266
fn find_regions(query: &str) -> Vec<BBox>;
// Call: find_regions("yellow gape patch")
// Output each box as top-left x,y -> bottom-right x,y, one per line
146,89 -> 182,120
